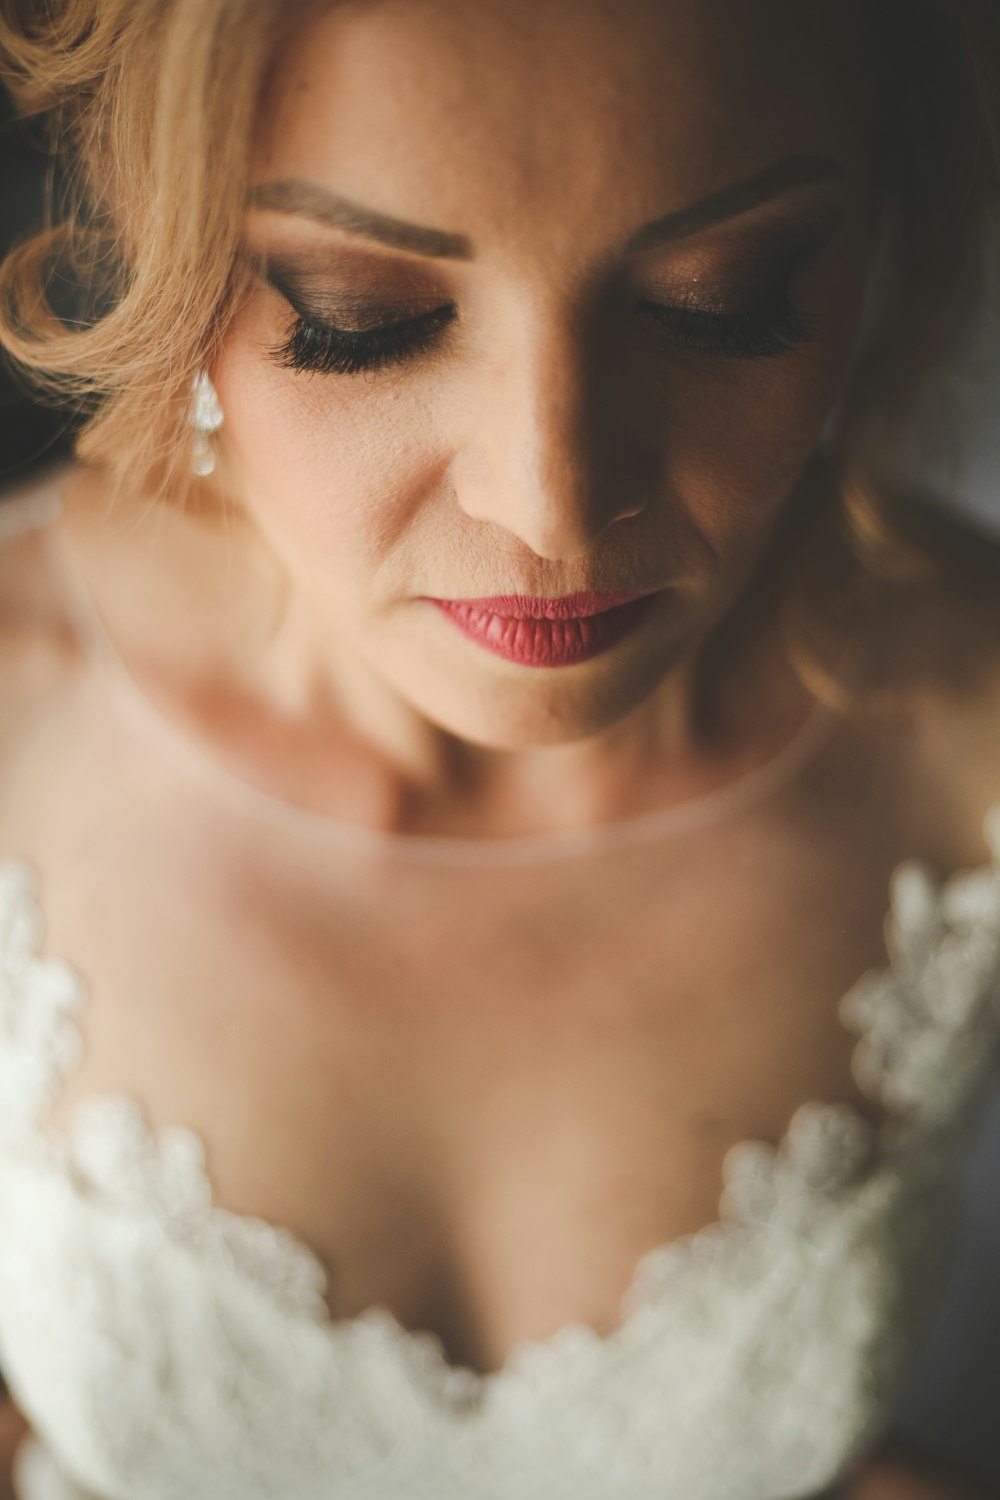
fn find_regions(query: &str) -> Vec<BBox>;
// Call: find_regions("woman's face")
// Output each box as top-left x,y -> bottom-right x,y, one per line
216,0 -> 871,752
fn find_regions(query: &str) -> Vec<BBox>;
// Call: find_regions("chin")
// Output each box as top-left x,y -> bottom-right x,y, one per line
396,643 -> 692,753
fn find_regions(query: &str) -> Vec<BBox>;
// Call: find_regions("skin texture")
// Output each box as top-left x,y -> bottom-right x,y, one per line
203,0 -> 873,835
34,8 -> 992,1489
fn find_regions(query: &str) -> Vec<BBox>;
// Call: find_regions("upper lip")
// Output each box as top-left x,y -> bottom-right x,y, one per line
432,591 -> 657,620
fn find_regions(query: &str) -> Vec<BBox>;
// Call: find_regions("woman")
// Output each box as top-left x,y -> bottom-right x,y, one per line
0,1 -> 997,1497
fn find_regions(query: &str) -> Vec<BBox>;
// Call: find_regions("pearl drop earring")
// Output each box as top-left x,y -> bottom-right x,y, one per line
191,371 -> 224,477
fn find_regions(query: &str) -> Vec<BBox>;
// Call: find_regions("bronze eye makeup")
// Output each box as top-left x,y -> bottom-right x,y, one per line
246,193 -> 849,381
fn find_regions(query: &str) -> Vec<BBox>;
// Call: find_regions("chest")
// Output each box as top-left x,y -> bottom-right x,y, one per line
5,741 -> 931,1377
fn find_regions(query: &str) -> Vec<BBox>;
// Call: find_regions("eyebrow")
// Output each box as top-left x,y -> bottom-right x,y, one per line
247,152 -> 846,261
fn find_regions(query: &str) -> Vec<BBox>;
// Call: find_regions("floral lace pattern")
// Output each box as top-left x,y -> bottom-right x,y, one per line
0,819 -> 997,1500
0,864 -> 85,1148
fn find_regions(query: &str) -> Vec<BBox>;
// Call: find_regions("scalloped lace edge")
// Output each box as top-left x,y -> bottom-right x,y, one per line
0,808 -> 998,1405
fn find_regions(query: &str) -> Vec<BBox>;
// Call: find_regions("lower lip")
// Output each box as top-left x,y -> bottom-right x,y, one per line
429,595 -> 658,667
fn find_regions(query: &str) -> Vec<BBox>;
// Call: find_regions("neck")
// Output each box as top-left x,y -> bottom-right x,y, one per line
57,461 -> 824,841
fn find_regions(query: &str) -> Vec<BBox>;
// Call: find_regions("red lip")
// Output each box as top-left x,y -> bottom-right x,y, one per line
428,592 -> 659,668
433,592 -> 650,619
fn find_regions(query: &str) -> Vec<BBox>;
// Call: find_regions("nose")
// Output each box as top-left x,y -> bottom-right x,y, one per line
454,307 -> 646,560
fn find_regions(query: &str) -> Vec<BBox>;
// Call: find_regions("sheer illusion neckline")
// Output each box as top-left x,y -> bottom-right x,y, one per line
2,802 -> 1000,1402
2,481 -> 999,1408
34,480 -> 838,868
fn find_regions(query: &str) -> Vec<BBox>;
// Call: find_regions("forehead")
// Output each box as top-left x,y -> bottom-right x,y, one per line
255,0 -> 868,254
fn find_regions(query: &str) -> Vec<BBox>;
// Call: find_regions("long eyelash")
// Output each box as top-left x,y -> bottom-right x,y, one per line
268,283 -> 815,380
268,305 -> 454,379
640,289 -> 818,360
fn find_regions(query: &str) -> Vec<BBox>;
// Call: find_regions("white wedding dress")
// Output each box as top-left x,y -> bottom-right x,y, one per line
0,483 -> 997,1500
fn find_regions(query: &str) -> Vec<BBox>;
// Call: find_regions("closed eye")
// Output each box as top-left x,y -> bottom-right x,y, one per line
638,286 -> 818,359
269,304 -> 457,378
263,275 -> 818,379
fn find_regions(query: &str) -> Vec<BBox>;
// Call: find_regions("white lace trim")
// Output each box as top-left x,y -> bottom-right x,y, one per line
0,864 -> 86,1145
0,806 -> 998,1411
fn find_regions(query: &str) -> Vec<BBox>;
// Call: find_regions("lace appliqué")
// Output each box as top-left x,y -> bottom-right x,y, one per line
0,863 -> 85,1146
0,862 -> 328,1326
0,815 -> 998,1500
843,803 -> 1000,1133
61,1095 -> 331,1323
626,805 -> 1000,1305
1,811 -> 999,1411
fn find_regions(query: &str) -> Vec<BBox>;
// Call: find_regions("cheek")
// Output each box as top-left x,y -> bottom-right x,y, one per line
212,316 -> 441,575
213,247 -> 867,586
663,276 -> 866,553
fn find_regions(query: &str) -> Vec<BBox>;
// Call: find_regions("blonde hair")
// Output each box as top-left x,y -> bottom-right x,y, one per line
0,0 -> 315,500
1,0 -> 999,706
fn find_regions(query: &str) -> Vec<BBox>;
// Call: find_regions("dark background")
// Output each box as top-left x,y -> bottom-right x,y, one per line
1,73 -> 999,1494
0,79 -> 76,482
